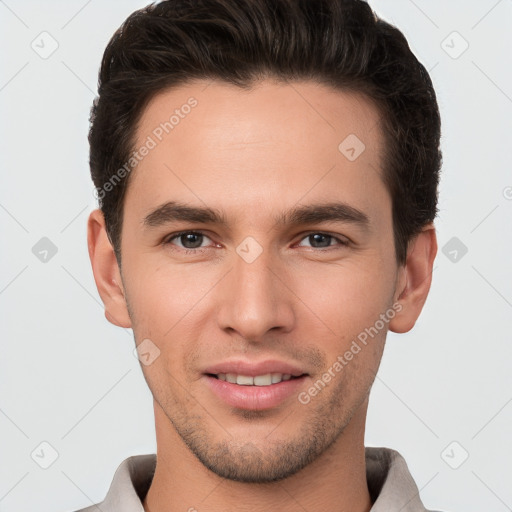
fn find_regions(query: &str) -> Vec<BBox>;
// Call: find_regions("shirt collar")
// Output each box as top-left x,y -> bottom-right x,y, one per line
93,447 -> 433,512
365,447 -> 432,511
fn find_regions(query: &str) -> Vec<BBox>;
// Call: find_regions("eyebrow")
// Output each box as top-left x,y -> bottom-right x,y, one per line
142,200 -> 370,231
276,202 -> 370,230
143,201 -> 228,227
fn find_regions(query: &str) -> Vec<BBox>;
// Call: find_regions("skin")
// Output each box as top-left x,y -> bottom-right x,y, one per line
88,79 -> 437,512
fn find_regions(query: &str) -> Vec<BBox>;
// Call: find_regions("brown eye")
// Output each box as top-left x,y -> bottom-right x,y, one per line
297,232 -> 349,249
165,231 -> 212,250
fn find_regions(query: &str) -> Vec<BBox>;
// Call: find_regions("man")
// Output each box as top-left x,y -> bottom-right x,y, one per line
82,0 -> 443,510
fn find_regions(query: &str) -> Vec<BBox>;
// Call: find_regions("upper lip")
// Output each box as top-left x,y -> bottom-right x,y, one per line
203,359 -> 307,377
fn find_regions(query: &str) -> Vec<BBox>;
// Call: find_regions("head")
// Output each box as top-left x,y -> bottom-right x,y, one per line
88,0 -> 440,483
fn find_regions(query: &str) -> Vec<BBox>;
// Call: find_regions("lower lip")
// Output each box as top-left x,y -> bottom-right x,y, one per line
204,375 -> 307,410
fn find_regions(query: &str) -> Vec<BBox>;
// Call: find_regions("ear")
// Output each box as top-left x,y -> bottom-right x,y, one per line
389,223 -> 437,334
87,209 -> 132,328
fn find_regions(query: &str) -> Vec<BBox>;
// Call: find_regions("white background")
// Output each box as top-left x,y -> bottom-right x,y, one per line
1,1 -> 511,511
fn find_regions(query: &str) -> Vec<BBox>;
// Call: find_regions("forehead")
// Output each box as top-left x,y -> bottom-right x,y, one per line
127,79 -> 389,229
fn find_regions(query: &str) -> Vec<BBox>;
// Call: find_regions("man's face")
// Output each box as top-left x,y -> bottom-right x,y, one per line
119,79 -> 402,482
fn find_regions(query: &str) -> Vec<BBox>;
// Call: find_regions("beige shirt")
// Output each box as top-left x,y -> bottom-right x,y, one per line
72,447 -> 442,511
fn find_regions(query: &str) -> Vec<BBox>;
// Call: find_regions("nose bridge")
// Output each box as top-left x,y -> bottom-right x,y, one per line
217,241 -> 294,340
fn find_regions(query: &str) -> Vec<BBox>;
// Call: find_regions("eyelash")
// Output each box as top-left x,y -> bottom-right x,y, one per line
163,230 -> 350,254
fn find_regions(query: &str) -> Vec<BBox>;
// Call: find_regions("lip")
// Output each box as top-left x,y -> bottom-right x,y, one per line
204,374 -> 308,410
203,359 -> 306,377
203,359 -> 309,410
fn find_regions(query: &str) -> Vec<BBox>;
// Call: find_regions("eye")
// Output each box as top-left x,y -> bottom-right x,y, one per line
296,232 -> 349,249
164,231 -> 214,251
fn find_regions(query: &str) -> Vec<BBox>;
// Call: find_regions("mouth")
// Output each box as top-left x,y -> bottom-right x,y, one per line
206,372 -> 304,386
203,364 -> 309,410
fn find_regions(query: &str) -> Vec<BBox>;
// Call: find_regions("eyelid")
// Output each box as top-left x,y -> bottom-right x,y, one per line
163,230 -> 216,249
294,231 -> 350,248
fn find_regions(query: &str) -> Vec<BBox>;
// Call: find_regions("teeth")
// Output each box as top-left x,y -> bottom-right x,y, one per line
271,373 -> 282,384
254,374 -> 272,386
215,373 -> 294,386
236,375 -> 254,385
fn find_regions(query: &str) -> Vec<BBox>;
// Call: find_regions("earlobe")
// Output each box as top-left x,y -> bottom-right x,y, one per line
87,209 -> 132,328
389,223 -> 437,334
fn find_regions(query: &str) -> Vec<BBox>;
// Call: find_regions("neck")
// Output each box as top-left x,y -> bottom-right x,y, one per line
143,398 -> 372,512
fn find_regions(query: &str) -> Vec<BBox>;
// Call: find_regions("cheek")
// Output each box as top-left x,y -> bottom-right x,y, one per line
127,260 -> 219,331
290,257 -> 394,340
126,261 -> 225,369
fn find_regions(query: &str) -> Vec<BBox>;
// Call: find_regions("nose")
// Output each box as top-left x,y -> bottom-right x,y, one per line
216,244 -> 296,343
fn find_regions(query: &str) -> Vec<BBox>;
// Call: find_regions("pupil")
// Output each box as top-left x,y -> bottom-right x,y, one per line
182,233 -> 202,248
310,233 -> 330,247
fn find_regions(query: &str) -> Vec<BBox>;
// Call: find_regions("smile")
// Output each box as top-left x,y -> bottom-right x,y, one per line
211,373 -> 297,386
